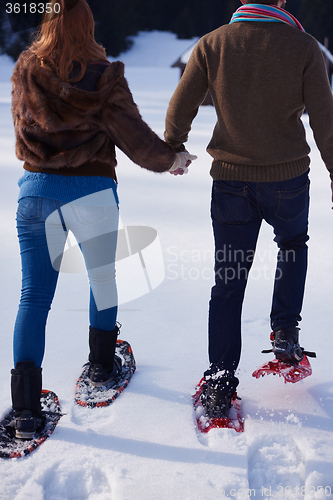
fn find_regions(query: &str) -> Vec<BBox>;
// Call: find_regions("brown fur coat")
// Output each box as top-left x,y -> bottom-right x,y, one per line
12,51 -> 175,179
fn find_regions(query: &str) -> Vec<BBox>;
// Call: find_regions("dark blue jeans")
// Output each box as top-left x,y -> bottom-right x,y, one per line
206,172 -> 310,390
14,196 -> 119,368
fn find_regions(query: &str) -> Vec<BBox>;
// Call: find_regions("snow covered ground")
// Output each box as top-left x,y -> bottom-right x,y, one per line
1,31 -> 333,499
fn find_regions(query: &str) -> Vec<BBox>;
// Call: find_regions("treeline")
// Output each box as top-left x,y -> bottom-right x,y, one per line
1,0 -> 333,60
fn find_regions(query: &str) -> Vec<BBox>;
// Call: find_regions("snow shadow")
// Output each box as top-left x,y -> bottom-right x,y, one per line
55,427 -> 247,468
129,366 -> 190,405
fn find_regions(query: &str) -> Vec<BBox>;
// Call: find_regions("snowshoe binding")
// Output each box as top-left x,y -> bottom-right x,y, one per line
75,339 -> 136,408
0,390 -> 62,459
192,378 -> 244,433
10,410 -> 46,441
88,355 -> 122,388
252,328 -> 316,383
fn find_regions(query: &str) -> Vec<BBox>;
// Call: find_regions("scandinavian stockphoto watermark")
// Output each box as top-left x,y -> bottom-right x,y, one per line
165,244 -> 296,283
44,189 -> 296,310
45,189 -> 165,311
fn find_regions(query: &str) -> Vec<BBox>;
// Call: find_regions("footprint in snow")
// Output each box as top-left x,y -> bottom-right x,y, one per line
248,434 -> 305,495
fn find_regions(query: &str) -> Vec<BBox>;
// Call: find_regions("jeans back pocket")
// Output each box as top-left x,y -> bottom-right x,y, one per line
275,181 -> 309,222
17,197 -> 42,220
71,205 -> 108,226
211,181 -> 252,225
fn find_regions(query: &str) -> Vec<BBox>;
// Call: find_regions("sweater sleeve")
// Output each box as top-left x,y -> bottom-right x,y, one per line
103,73 -> 175,173
164,39 -> 209,150
303,39 -> 333,181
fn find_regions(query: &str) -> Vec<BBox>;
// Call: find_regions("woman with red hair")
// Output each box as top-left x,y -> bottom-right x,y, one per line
9,0 -> 195,439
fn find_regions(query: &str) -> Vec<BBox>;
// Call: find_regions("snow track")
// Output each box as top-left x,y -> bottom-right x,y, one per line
247,428 -> 305,498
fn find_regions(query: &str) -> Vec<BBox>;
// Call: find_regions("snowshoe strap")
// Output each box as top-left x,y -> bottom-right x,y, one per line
261,347 -> 316,358
302,349 -> 316,358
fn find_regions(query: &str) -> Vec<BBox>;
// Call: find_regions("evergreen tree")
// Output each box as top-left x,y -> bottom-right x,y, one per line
87,0 -> 143,57
1,0 -> 333,60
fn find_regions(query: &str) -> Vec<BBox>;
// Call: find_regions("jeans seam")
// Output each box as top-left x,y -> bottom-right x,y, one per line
56,202 -> 67,232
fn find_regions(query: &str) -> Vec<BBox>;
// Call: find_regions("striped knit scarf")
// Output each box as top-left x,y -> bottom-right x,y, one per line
230,4 -> 305,32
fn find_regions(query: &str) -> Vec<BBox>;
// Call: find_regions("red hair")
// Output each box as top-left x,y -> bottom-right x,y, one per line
28,0 -> 108,82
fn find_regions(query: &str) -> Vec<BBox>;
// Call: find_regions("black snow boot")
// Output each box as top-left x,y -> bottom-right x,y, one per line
10,361 -> 44,440
202,381 -> 233,419
272,327 -> 304,365
88,325 -> 122,387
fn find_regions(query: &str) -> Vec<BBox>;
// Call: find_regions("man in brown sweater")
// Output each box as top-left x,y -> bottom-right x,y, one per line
165,0 -> 333,417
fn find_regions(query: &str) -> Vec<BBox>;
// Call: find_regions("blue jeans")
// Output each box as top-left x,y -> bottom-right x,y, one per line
206,172 -> 310,390
14,196 -> 119,368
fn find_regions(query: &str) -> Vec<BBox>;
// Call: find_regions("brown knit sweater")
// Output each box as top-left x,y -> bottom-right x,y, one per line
12,51 -> 175,181
165,22 -> 333,182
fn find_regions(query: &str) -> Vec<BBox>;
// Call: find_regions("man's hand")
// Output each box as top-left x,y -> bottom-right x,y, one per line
169,151 -> 197,176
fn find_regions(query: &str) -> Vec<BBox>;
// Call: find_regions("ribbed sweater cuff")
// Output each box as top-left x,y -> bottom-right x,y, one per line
210,157 -> 310,182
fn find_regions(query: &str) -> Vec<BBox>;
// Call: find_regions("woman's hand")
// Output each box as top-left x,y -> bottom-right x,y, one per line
169,151 -> 197,176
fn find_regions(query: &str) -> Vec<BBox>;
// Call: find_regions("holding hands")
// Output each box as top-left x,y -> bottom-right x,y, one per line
169,151 -> 197,176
